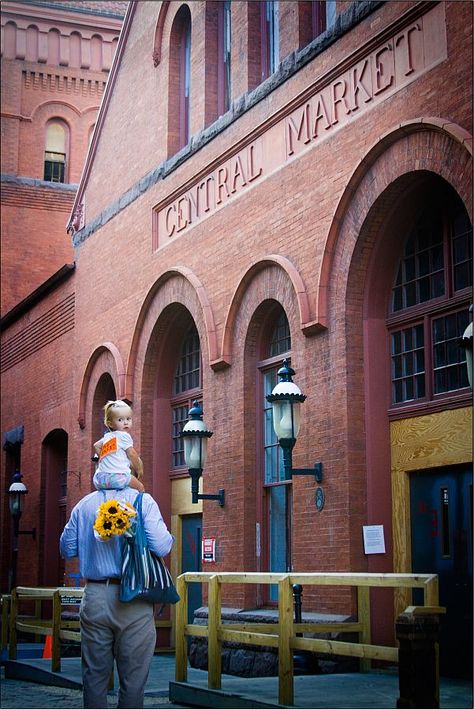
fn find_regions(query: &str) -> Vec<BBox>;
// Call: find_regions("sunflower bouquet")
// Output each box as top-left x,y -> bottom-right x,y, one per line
93,499 -> 137,541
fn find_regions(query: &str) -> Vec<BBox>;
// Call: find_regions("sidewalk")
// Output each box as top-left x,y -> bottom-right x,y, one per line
2,650 -> 473,708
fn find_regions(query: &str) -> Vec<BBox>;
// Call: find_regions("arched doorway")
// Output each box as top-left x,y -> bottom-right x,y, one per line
41,429 -> 68,586
363,172 -> 472,676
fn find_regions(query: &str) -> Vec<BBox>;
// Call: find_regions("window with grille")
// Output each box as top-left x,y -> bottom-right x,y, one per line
388,196 -> 472,407
171,326 -> 201,470
260,309 -> 291,601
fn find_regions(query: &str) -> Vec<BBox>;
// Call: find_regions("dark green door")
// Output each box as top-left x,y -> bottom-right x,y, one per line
410,465 -> 473,678
181,515 -> 202,629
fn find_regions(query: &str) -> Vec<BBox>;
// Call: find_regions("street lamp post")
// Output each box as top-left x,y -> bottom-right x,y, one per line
181,401 -> 225,507
8,470 -> 36,591
266,359 -> 324,510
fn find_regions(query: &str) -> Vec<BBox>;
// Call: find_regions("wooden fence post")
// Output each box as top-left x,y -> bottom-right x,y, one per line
52,591 -> 61,672
1,595 -> 11,652
278,576 -> 294,706
8,589 -> 18,660
396,607 -> 443,709
207,575 -> 222,690
175,575 -> 188,682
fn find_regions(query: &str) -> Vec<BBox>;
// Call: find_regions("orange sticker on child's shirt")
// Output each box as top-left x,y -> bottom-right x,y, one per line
100,436 -> 117,459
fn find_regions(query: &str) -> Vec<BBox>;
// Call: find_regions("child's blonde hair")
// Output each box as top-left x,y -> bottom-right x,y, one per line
103,400 -> 132,427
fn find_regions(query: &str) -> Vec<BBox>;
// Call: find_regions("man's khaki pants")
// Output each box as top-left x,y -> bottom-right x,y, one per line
80,582 -> 156,708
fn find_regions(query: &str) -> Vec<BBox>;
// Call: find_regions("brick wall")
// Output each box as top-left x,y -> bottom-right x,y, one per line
0,1 -> 124,315
0,1 -> 472,649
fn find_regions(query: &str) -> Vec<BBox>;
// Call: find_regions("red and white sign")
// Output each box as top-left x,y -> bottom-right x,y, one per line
202,538 -> 216,563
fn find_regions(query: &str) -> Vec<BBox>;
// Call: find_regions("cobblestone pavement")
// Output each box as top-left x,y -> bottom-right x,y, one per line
0,669 -> 190,709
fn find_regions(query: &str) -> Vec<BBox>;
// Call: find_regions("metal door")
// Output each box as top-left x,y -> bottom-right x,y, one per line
181,514 -> 202,629
410,465 -> 473,678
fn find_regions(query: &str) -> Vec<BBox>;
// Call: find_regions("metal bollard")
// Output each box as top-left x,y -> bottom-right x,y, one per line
293,583 -> 303,625
292,584 -> 318,675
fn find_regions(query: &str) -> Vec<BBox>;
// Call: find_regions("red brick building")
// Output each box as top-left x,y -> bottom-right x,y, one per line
1,1 -> 472,677
1,0 -> 127,315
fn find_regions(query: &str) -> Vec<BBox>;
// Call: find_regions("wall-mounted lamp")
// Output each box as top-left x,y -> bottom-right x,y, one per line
460,304 -> 473,388
181,401 -> 225,507
8,470 -> 36,590
266,359 -> 324,510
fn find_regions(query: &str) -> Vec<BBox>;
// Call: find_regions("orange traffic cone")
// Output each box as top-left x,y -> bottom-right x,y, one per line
42,635 -> 52,659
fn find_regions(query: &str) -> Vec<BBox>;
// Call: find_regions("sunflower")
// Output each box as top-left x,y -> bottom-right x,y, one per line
102,500 -> 119,516
112,512 -> 131,533
94,513 -> 115,539
93,499 -> 136,540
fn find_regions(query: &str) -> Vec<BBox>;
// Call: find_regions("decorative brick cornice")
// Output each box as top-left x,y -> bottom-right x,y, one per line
23,70 -> 106,97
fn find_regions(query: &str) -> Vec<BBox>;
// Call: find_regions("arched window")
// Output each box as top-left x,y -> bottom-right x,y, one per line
204,0 -> 231,125
171,324 -> 201,471
388,190 -> 472,406
168,5 -> 192,155
259,307 -> 291,602
44,120 -> 68,183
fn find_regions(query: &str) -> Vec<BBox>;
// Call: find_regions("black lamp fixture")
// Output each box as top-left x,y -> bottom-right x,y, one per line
181,401 -> 225,507
266,359 -> 324,510
8,470 -> 36,537
8,470 -> 36,591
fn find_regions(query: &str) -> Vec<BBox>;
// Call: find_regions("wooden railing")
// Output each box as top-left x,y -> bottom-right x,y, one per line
174,571 -> 443,706
5,586 -> 172,673
7,587 -> 83,672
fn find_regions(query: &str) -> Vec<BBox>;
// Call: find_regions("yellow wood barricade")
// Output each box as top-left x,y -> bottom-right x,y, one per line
5,586 -> 172,673
174,571 -> 443,707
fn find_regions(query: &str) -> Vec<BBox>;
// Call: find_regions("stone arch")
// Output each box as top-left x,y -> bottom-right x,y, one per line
323,120 -> 472,647
225,264 -> 312,604
228,262 -> 311,463
127,266 -> 217,398
318,118 -> 473,329
127,268 -> 215,517
31,100 -> 82,121
77,342 -> 126,430
217,255 -> 321,370
327,121 -> 472,370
